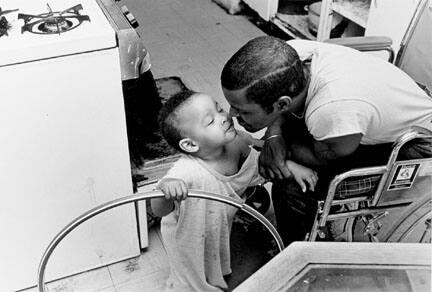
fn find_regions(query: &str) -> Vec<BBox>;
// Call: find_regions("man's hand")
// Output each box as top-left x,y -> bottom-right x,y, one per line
156,178 -> 188,201
259,135 -> 293,180
286,161 -> 318,192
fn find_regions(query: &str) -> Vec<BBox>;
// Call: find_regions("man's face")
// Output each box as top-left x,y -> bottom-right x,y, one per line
222,87 -> 279,133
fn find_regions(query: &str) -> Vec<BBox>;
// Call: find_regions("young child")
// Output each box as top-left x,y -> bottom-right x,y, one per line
152,90 -> 318,292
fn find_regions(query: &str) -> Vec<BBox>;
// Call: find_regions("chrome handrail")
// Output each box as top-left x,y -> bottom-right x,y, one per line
37,190 -> 284,292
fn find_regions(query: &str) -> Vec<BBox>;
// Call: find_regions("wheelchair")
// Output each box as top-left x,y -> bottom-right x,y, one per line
307,0 -> 432,244
307,126 -> 432,243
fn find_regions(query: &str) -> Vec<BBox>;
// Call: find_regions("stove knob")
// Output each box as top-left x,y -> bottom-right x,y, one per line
121,5 -> 138,28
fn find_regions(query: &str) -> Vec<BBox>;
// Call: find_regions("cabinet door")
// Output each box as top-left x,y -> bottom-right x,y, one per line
366,0 -> 420,53
243,0 -> 278,21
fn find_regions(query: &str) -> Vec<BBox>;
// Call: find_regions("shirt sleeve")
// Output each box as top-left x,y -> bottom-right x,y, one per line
162,156 -> 195,186
306,100 -> 376,141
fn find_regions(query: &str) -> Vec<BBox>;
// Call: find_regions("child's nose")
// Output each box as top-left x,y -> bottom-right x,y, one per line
221,111 -> 229,123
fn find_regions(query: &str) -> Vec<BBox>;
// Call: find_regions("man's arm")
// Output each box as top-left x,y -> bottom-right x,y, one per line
290,133 -> 363,166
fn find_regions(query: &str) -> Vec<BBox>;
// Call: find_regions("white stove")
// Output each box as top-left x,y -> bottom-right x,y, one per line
0,0 -> 116,66
0,1 -> 152,290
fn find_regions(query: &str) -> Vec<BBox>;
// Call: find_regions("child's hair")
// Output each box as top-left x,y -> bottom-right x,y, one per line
158,89 -> 198,152
221,36 -> 306,113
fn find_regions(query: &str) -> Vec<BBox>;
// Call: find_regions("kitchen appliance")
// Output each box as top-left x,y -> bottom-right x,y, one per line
305,1 -> 345,37
0,0 -> 155,290
305,2 -> 338,32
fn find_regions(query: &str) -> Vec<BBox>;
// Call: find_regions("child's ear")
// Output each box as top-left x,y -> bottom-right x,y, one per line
179,138 -> 199,153
273,96 -> 292,113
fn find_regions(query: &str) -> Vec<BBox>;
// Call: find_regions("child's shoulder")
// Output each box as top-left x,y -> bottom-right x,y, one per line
168,154 -> 202,175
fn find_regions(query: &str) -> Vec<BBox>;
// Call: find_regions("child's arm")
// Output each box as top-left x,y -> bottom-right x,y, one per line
285,160 -> 318,193
151,178 -> 188,217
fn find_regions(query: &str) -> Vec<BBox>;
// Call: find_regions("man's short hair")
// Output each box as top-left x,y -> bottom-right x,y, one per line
221,36 -> 306,112
158,89 -> 197,152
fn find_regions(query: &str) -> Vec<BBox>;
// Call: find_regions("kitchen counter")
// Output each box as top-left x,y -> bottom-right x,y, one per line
234,241 -> 431,292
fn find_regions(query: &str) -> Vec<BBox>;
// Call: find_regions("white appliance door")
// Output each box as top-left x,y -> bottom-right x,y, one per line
243,0 -> 278,21
0,48 -> 140,291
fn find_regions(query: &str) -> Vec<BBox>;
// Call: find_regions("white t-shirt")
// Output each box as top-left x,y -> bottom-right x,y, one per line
287,39 -> 432,144
160,148 -> 264,292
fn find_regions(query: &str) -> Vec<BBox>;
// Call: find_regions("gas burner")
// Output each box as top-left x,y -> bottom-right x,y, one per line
18,4 -> 90,35
0,7 -> 19,37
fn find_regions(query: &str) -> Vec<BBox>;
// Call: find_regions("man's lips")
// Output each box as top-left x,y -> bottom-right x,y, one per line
225,122 -> 235,132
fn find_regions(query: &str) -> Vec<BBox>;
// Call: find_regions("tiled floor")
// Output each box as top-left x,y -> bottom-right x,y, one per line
25,227 -> 168,292
122,0 -> 265,107
25,0 -> 268,291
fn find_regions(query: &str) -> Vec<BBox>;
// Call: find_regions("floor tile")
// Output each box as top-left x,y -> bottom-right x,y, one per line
114,268 -> 170,292
108,228 -> 169,286
17,286 -> 38,292
95,286 -> 116,292
45,267 -> 113,292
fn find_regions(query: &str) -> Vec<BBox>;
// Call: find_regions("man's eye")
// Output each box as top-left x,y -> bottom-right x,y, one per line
207,119 -> 214,125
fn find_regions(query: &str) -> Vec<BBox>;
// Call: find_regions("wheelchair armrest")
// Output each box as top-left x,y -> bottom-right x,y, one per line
324,36 -> 395,63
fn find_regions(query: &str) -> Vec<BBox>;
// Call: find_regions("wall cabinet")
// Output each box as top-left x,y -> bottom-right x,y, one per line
244,0 -> 419,54
318,0 -> 420,54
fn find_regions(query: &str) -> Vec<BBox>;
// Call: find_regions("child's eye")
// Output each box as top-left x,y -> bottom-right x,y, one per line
207,119 -> 214,125
215,103 -> 223,112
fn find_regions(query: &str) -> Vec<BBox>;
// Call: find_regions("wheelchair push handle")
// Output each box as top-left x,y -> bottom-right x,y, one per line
37,190 -> 284,292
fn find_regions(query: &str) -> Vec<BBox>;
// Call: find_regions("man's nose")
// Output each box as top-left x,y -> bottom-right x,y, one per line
229,107 -> 238,117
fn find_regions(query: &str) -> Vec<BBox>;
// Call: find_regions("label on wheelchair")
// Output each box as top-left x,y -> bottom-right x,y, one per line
388,163 -> 420,190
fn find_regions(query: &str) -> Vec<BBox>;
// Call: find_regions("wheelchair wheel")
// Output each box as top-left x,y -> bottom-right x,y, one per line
382,194 -> 432,243
328,202 -> 387,242
328,203 -> 358,241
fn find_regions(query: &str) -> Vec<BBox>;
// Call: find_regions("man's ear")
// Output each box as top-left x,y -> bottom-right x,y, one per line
179,138 -> 199,153
273,96 -> 292,113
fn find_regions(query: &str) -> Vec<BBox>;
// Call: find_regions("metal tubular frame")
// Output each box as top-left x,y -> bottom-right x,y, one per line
360,47 -> 395,63
310,127 -> 432,241
371,129 -> 429,205
395,0 -> 429,66
37,190 -> 284,292
318,165 -> 387,228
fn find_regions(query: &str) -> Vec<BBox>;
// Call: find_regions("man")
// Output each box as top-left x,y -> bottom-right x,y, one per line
221,36 -> 432,244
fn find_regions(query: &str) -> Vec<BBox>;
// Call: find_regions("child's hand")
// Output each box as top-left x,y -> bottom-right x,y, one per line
285,161 -> 318,193
156,178 -> 188,201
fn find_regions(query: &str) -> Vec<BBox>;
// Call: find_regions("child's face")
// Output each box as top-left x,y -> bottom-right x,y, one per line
177,93 -> 237,150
